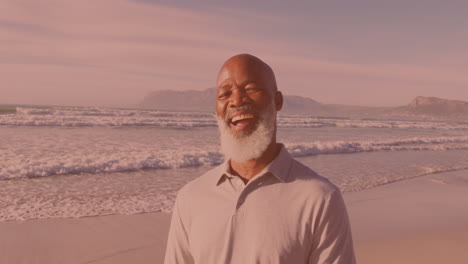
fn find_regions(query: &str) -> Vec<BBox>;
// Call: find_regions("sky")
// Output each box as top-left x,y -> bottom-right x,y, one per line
1,0 -> 468,107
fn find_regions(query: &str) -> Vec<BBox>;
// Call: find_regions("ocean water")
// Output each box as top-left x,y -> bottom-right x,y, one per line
1,105 -> 468,221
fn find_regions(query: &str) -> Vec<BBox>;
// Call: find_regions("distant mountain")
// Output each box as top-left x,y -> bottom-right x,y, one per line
139,88 -> 376,116
140,88 -> 216,112
139,89 -> 468,121
384,96 -> 468,121
280,95 -> 327,115
281,95 -> 389,118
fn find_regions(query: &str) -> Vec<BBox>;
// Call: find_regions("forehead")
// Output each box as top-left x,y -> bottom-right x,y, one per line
216,59 -> 268,88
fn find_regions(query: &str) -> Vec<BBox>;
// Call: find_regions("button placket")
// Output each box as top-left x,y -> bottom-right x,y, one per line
233,176 -> 266,218
236,182 -> 251,209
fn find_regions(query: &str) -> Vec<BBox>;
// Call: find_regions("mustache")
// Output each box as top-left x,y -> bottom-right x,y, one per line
224,104 -> 258,121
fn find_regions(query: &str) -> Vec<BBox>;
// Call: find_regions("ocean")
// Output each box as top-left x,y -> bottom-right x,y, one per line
1,105 -> 468,221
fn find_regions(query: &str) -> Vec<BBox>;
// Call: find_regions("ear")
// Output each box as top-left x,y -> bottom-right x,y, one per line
275,91 -> 283,111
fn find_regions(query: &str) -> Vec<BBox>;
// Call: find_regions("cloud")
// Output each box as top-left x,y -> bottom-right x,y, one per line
0,19 -> 62,36
1,0 -> 467,106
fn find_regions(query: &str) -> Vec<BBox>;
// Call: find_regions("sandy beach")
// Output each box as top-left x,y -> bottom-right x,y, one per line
3,1 -> 468,263
348,169 -> 468,264
1,170 -> 467,264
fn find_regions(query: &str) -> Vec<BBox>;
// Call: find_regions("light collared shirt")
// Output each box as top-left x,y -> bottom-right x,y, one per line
164,144 -> 356,264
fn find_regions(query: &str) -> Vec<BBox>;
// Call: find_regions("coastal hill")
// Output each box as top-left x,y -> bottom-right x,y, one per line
140,89 -> 330,114
384,96 -> 468,121
140,88 -> 216,112
140,89 -> 468,121
139,88 -> 384,117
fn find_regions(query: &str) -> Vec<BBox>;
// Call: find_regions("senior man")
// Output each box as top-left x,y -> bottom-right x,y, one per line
164,54 -> 356,264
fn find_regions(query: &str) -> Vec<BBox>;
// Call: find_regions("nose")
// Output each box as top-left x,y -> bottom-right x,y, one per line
229,88 -> 250,108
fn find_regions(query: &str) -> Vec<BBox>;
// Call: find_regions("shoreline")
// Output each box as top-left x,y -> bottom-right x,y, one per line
1,170 -> 467,264
346,169 -> 468,263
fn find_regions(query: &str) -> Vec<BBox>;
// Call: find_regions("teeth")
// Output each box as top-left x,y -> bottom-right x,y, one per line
231,114 -> 254,123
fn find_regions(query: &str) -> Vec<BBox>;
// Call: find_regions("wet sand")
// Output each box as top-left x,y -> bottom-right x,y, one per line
1,170 -> 467,264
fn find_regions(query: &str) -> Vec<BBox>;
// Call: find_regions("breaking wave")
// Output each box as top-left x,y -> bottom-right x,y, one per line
2,135 -> 468,180
1,106 -> 468,130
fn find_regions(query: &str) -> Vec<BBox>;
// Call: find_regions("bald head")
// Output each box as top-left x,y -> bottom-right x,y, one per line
216,54 -> 278,95
215,54 -> 283,163
215,53 -> 283,122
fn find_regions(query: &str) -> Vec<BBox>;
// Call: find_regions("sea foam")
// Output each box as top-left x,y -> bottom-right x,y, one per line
2,106 -> 468,130
2,135 -> 468,180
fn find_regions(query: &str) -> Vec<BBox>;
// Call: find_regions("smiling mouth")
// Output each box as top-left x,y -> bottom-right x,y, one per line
228,113 -> 256,131
231,114 -> 255,123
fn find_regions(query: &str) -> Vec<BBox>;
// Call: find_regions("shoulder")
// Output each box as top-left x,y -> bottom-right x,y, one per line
287,158 -> 341,200
286,159 -> 349,225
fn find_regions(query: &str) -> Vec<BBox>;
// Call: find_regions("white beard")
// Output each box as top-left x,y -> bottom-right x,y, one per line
217,102 -> 276,163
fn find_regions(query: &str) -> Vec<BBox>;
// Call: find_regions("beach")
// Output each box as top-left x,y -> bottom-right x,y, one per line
2,106 -> 468,263
4,0 -> 468,262
349,169 -> 468,263
2,169 -> 467,264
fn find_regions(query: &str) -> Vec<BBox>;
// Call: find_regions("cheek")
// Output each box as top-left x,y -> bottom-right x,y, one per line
253,95 -> 273,108
215,101 -> 227,117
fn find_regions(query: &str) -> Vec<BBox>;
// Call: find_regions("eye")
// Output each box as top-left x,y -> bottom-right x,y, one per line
218,91 -> 231,99
245,87 -> 259,92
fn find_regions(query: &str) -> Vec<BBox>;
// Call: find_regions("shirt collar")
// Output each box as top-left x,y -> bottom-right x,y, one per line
214,143 -> 293,186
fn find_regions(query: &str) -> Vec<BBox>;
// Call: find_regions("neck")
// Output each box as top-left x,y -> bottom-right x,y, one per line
229,141 -> 281,183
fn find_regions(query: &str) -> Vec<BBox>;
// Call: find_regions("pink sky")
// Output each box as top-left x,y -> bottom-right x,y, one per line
1,0 -> 468,107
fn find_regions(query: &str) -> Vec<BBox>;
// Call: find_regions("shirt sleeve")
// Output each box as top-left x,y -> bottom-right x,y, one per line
164,193 -> 194,264
308,188 -> 356,264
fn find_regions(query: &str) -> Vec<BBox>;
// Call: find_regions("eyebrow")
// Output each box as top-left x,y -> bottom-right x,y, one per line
240,80 -> 257,87
218,83 -> 232,90
218,80 -> 258,90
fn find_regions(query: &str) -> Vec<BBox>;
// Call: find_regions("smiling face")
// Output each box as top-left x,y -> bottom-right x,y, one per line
216,54 -> 281,138
215,54 -> 283,162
